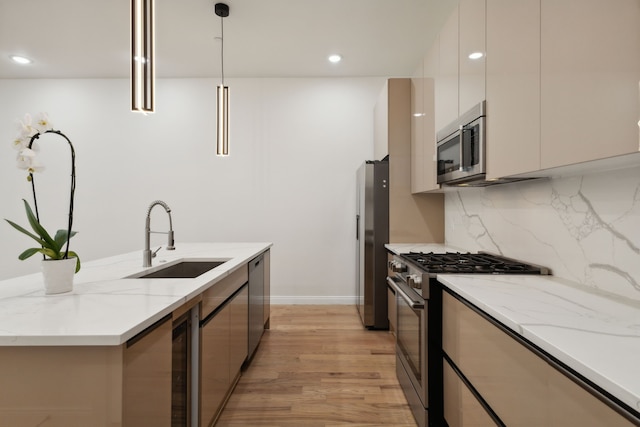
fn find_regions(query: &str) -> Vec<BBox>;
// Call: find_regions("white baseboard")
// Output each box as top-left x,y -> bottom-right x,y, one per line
270,296 -> 356,305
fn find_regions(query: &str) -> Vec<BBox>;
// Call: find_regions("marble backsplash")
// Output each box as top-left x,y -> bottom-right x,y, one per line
444,165 -> 640,301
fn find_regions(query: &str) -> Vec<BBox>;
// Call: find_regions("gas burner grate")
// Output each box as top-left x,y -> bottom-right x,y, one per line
401,252 -> 547,275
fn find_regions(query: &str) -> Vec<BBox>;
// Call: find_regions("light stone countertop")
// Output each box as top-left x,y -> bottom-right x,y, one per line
438,274 -> 640,416
0,242 -> 271,346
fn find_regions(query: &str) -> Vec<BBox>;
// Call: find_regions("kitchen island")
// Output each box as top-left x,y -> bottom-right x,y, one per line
0,242 -> 271,426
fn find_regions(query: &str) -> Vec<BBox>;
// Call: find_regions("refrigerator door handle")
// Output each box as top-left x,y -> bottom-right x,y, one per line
356,214 -> 360,240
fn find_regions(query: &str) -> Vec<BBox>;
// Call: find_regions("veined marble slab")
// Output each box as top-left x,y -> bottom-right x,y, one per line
444,165 -> 640,301
0,242 -> 271,346
437,274 -> 640,414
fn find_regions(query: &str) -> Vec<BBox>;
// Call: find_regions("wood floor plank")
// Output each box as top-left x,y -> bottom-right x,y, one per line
216,305 -> 417,427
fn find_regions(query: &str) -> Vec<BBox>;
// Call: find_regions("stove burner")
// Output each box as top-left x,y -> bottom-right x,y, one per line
401,251 -> 547,275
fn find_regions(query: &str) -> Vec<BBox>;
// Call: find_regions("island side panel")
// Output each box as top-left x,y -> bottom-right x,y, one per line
0,345 -> 124,427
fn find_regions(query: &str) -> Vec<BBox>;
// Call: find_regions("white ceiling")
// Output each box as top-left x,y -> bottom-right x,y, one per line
0,0 -> 458,79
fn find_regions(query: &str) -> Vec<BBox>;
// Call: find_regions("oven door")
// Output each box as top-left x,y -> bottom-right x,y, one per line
388,276 -> 428,407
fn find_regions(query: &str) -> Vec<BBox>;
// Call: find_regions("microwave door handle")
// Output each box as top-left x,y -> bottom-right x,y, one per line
387,277 -> 425,309
458,125 -> 464,170
459,125 -> 467,170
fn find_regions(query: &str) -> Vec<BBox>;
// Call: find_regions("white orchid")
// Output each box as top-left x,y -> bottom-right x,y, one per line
18,113 -> 38,139
34,112 -> 53,133
12,112 -> 52,179
16,148 -> 45,173
5,113 -> 81,273
12,133 -> 27,151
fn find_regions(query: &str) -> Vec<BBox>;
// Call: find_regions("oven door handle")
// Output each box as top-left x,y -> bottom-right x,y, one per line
387,277 -> 424,309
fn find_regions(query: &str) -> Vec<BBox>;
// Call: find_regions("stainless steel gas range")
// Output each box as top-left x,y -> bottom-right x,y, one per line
387,251 -> 549,427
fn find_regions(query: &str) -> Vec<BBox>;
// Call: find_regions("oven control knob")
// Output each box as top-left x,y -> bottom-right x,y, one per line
408,274 -> 422,289
389,260 -> 407,273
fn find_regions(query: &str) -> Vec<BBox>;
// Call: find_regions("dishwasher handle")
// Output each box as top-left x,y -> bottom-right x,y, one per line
387,276 -> 424,309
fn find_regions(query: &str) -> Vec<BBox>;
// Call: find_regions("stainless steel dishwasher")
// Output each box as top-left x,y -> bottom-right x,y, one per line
248,253 -> 265,359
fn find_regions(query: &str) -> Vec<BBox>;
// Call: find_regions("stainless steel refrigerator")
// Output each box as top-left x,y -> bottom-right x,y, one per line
356,160 -> 389,329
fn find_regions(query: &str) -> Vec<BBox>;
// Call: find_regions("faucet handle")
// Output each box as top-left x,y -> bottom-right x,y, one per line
152,246 -> 162,258
167,230 -> 175,250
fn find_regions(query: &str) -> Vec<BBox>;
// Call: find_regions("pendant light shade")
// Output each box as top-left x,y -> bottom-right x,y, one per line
217,84 -> 229,155
131,0 -> 155,113
215,3 -> 230,156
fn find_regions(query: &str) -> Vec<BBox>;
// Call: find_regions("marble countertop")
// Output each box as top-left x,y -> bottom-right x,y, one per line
0,242 -> 271,346
437,274 -> 640,415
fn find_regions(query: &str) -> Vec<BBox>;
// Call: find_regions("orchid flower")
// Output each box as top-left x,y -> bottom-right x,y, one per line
18,113 -> 38,139
34,112 -> 53,133
12,133 -> 27,151
16,148 -> 45,177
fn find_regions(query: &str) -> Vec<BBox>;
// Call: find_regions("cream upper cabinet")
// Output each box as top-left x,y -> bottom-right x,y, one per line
373,81 -> 390,161
436,5 -> 460,133
458,0 -> 486,115
381,78 -> 444,243
411,63 -> 426,193
485,0 -> 541,179
540,0 -> 640,169
411,48 -> 439,194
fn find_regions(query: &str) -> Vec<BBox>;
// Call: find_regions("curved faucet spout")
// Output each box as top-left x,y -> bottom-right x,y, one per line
143,200 -> 176,267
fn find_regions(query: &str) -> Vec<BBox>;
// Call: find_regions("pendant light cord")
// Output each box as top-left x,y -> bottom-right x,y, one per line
220,15 -> 225,85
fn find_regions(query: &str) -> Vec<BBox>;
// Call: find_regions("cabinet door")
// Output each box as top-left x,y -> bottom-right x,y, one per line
374,81 -> 390,161
411,62 -> 426,193
443,292 -> 549,426
485,0 -> 541,178
458,0 -> 486,115
124,316 -> 172,427
387,284 -> 396,335
229,285 -> 249,379
263,249 -> 270,329
200,307 -> 230,427
248,254 -> 265,358
423,45 -> 439,191
443,292 -> 636,427
548,363 -> 635,427
540,0 -> 640,169
443,359 -> 498,427
436,6 -> 460,132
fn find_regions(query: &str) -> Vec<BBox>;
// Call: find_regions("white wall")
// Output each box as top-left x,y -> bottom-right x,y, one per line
445,166 -> 640,301
0,77 -> 385,303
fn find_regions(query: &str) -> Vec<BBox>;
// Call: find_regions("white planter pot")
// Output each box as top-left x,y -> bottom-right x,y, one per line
41,258 -> 76,295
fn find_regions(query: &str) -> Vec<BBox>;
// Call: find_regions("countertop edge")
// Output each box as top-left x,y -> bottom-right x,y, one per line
0,242 -> 272,347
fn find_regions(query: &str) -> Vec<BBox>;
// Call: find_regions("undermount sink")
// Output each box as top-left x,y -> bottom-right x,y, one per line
131,260 -> 227,279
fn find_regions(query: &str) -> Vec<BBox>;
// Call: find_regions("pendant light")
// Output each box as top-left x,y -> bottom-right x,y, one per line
215,3 -> 230,156
131,0 -> 155,113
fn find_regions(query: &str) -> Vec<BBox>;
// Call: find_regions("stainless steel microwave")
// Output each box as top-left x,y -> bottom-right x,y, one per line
436,101 -> 486,185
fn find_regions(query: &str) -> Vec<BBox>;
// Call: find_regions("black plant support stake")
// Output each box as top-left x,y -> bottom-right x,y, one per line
27,130 -> 76,260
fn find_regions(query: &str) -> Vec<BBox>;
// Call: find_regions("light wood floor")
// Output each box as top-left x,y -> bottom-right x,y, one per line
216,305 -> 418,427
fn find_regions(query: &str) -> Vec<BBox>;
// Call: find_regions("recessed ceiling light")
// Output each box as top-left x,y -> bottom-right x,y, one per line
328,54 -> 342,63
468,52 -> 484,60
10,55 -> 32,65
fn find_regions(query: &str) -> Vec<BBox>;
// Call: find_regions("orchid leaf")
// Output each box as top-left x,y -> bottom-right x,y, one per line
66,251 -> 81,273
54,229 -> 77,249
41,248 -> 59,259
4,218 -> 45,246
18,247 -> 43,260
22,199 -> 57,250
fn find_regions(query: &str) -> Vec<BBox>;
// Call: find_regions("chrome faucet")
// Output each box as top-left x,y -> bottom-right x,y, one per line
143,200 -> 175,267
